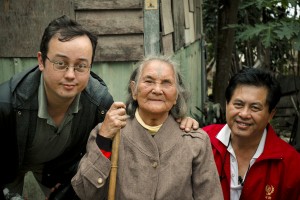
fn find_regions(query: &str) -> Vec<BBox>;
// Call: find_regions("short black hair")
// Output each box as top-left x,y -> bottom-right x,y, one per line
225,67 -> 281,113
40,15 -> 97,64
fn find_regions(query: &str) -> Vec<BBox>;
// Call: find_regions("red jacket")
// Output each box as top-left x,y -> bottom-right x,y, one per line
203,124 -> 300,200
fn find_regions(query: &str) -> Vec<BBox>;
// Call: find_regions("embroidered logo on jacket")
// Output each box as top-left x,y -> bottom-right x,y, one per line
265,184 -> 274,199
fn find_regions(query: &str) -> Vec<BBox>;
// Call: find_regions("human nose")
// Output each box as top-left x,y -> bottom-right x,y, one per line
238,107 -> 251,118
64,66 -> 76,78
152,83 -> 163,94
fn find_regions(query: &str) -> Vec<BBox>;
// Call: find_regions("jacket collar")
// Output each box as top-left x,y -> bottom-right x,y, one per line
122,115 -> 182,159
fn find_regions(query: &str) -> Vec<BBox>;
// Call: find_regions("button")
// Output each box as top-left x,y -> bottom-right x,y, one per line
97,178 -> 103,184
231,174 -> 235,178
151,161 -> 158,168
101,110 -> 105,115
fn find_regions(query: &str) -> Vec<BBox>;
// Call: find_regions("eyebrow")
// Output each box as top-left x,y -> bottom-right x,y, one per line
53,54 -> 89,62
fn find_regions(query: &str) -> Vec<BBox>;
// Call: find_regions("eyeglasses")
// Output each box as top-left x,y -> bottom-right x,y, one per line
45,56 -> 91,74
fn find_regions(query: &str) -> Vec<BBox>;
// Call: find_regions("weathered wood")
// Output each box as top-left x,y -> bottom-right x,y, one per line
160,0 -> 174,35
275,108 -> 296,117
184,12 -> 195,45
172,0 -> 185,51
162,33 -> 174,56
277,95 -> 300,108
189,0 -> 195,12
183,0 -> 190,28
144,2 -> 160,56
0,0 -> 74,57
96,35 -> 144,61
74,0 -> 143,10
76,10 -> 144,35
194,0 -> 202,39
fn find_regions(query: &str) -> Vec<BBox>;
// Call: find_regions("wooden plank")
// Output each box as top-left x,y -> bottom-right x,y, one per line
76,10 -> 144,35
172,0 -> 185,51
0,0 -> 74,57
144,1 -> 160,56
185,12 -> 195,45
183,0 -> 190,28
74,0 -> 143,10
189,0 -> 195,12
96,35 -> 144,61
161,33 -> 174,56
194,0 -> 202,39
160,0 -> 174,35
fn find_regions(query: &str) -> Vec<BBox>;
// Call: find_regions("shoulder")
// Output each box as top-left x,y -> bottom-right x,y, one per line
265,125 -> 300,163
180,128 -> 211,146
0,66 -> 39,103
83,72 -> 114,108
203,124 -> 225,139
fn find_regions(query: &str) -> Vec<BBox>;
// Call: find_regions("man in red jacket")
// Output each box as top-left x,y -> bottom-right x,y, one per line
203,67 -> 300,200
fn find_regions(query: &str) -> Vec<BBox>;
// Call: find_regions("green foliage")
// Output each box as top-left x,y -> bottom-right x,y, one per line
234,20 -> 300,50
192,102 -> 226,127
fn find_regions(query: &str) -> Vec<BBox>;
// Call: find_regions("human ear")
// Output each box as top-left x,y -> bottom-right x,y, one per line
130,81 -> 137,100
37,52 -> 45,71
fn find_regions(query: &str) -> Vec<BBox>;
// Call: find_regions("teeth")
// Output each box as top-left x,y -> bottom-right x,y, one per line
237,122 -> 249,126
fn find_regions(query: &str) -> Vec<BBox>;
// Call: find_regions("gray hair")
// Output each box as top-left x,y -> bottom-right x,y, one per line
125,55 -> 190,119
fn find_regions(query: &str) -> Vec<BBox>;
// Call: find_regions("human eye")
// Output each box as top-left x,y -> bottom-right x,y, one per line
233,101 -> 243,108
74,63 -> 89,73
77,63 -> 88,69
54,60 -> 67,70
251,104 -> 262,112
144,78 -> 154,84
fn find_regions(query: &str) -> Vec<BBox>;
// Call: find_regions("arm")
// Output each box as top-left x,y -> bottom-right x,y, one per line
71,127 -> 111,200
192,130 -> 224,200
71,102 -> 127,200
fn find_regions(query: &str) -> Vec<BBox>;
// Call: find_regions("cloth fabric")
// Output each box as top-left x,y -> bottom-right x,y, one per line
0,66 -> 114,189
203,124 -> 300,200
216,124 -> 267,199
72,115 -> 223,200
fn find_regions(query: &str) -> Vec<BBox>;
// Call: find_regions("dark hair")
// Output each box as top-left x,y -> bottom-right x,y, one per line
225,67 -> 281,113
126,55 -> 190,119
40,15 -> 97,64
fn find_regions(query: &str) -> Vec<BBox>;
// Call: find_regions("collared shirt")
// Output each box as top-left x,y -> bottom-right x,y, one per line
216,124 -> 267,200
22,74 -> 81,170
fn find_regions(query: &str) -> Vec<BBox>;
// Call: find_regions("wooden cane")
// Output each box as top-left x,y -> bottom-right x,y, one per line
108,130 -> 120,200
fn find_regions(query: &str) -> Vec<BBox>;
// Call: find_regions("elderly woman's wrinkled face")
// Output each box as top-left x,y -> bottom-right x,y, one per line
131,60 -> 178,124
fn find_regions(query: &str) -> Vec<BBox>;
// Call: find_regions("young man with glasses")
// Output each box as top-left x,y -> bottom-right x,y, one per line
0,15 -> 199,199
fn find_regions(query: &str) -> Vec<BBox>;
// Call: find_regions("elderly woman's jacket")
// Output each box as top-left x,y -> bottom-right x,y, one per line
72,115 -> 223,200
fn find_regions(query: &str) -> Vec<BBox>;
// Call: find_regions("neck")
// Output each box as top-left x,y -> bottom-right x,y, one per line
137,109 -> 168,126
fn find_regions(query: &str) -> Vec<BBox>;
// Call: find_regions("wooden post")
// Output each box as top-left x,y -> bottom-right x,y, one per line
108,130 -> 120,200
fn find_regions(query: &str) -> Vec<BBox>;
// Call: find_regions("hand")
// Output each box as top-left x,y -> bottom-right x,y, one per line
99,102 -> 128,139
177,116 -> 199,132
46,183 -> 61,200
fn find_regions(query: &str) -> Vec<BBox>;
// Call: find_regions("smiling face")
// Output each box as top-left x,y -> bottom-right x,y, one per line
131,60 -> 178,125
37,35 -> 92,105
226,85 -> 276,141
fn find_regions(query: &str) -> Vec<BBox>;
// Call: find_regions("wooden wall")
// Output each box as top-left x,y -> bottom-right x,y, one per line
0,0 -> 205,112
1,0 -> 203,61
272,76 -> 300,141
74,0 -> 144,61
0,0 -> 74,57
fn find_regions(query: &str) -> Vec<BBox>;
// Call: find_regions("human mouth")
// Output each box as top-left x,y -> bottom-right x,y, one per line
63,84 -> 76,90
236,120 -> 251,128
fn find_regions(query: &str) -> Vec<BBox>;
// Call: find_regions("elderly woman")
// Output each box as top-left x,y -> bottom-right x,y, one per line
71,56 -> 223,200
